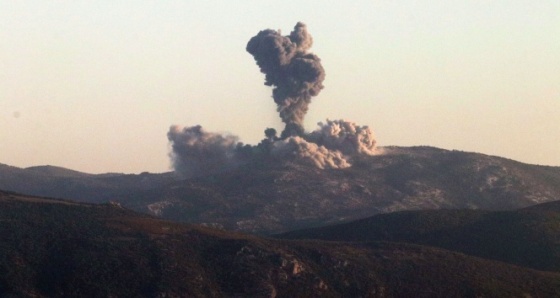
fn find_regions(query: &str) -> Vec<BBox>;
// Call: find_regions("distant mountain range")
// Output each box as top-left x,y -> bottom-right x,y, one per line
2,190 -> 560,297
0,163 -> 176,203
2,146 -> 560,235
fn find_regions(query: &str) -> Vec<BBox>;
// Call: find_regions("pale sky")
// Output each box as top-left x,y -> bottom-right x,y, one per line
1,1 -> 559,174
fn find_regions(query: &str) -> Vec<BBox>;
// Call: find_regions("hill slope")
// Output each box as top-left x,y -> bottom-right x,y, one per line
0,163 -> 175,202
121,146 -> 560,234
2,146 -> 560,235
2,190 -> 560,297
277,201 -> 560,272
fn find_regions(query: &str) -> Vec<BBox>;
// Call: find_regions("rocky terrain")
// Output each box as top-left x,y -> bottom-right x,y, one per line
2,146 -> 560,235
122,146 -> 560,234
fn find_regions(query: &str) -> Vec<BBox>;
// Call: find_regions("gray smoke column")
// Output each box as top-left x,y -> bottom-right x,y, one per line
167,125 -> 243,177
306,119 -> 377,155
167,22 -> 380,175
246,22 -> 325,138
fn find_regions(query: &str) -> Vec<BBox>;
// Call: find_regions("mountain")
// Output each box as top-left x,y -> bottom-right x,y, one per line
2,190 -> 560,297
2,146 -> 560,235
277,201 -> 560,273
119,146 -> 560,234
0,163 -> 176,203
23,165 -> 93,178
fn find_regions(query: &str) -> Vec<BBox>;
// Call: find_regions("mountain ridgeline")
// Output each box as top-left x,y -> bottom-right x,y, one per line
2,190 -> 560,297
1,146 -> 560,235
277,201 -> 560,273
0,163 -> 176,203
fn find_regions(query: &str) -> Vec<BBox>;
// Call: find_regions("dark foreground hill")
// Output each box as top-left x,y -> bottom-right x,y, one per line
2,190 -> 560,297
277,201 -> 560,273
2,146 -> 560,235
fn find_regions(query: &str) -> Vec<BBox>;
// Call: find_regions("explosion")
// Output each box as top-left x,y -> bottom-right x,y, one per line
168,23 -> 379,177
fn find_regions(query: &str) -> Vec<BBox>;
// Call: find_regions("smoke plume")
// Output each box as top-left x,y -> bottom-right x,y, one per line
269,120 -> 377,169
271,136 -> 351,169
168,22 -> 379,177
246,22 -> 325,138
306,119 -> 377,155
167,125 -> 244,177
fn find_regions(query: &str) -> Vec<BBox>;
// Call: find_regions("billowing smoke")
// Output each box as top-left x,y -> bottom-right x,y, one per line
246,22 -> 325,138
167,125 -> 244,177
270,120 -> 377,169
271,136 -> 351,169
168,23 -> 379,177
306,119 -> 377,155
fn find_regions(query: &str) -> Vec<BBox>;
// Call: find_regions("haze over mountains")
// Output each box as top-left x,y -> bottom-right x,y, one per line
0,162 -> 176,203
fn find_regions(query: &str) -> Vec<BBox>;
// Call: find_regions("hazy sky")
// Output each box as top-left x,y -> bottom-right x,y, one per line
1,1 -> 559,173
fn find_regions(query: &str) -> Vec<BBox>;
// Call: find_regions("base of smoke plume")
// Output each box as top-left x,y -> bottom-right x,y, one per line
167,119 -> 380,177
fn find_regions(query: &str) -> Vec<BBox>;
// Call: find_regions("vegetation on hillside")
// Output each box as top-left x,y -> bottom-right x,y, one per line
277,202 -> 560,272
2,190 -> 560,297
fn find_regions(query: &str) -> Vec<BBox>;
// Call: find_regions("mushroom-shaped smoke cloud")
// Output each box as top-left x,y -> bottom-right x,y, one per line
167,23 -> 379,177
246,22 -> 325,138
